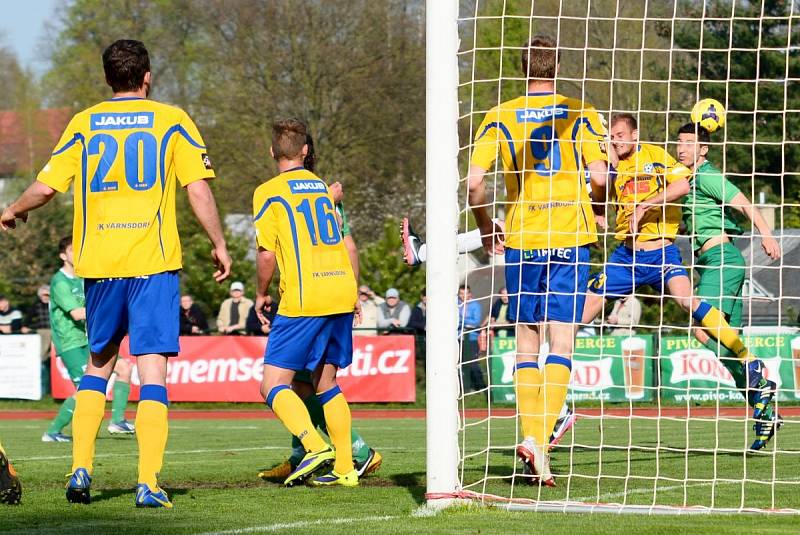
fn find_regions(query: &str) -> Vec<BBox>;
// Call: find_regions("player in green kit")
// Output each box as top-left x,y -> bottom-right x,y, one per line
42,236 -> 135,442
676,123 -> 782,450
258,132 -> 381,482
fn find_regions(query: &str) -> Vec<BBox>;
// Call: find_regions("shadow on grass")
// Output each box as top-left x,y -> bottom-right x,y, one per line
390,471 -> 426,504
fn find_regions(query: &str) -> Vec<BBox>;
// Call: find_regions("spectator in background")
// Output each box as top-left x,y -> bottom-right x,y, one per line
408,287 -> 426,334
217,281 -> 253,335
179,295 -> 209,335
0,297 -> 24,334
377,288 -> 410,333
459,285 -> 485,392
27,284 -> 52,350
355,285 -> 383,336
607,295 -> 642,336
246,294 -> 277,336
488,286 -> 513,337
26,285 -> 53,392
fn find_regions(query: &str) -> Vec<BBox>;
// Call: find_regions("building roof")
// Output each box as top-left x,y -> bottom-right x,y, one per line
0,108 -> 72,176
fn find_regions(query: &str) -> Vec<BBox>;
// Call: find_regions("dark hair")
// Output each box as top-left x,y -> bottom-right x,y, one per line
272,118 -> 308,161
420,286 -> 426,296
102,40 -> 150,93
611,113 -> 638,130
677,122 -> 711,145
521,35 -> 559,80
58,235 -> 72,255
458,284 -> 471,291
304,133 -> 316,172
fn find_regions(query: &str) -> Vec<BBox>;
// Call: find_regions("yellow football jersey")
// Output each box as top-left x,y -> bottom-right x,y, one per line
470,92 -> 608,250
612,143 -> 692,241
253,168 -> 357,317
37,97 -> 214,278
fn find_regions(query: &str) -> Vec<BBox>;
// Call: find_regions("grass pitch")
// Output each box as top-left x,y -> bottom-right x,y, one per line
1,412 -> 799,534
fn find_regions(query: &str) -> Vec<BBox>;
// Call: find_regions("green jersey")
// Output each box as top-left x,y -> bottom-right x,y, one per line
336,201 -> 351,237
683,160 -> 743,251
49,269 -> 87,354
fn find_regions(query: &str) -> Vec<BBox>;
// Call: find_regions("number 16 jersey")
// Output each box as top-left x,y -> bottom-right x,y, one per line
470,92 -> 608,250
37,97 -> 214,278
252,168 -> 357,318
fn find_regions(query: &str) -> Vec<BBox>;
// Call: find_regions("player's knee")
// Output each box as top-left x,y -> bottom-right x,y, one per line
114,359 -> 132,381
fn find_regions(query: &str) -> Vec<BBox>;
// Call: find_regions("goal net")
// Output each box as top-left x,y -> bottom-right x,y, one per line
425,0 -> 800,514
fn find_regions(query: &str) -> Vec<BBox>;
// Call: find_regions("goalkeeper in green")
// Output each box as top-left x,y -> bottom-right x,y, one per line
676,123 -> 782,450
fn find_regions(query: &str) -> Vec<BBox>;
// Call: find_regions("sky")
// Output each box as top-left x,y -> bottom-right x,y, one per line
0,0 -> 60,73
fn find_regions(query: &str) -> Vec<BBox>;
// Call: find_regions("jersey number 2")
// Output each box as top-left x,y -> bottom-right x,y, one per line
295,197 -> 341,246
88,132 -> 158,192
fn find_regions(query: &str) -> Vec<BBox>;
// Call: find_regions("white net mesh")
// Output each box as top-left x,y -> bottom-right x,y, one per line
450,0 -> 800,514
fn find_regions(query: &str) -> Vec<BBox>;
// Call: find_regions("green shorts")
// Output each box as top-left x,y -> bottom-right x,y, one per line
59,344 -> 90,387
694,242 -> 746,327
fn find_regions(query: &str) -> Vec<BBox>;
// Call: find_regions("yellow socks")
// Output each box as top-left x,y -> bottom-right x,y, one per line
526,356 -> 572,445
268,385 -> 327,453
542,356 -> 572,440
71,375 -> 108,474
318,386 -> 353,474
136,385 -> 169,488
693,302 -> 753,362
514,363 -> 542,441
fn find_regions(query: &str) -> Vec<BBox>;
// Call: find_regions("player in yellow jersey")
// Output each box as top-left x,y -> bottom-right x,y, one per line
582,114 -> 775,416
253,119 -> 360,488
1,40 -> 231,508
468,35 -> 609,486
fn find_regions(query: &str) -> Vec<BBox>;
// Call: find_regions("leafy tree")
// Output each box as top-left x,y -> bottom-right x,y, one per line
661,0 -> 800,225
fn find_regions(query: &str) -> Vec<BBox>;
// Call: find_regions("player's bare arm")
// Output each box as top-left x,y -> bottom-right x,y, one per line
629,178 -> 690,235
186,179 -> 232,282
254,247 -> 276,326
467,164 -> 503,255
727,192 -> 781,260
587,159 -> 609,230
0,181 -> 56,230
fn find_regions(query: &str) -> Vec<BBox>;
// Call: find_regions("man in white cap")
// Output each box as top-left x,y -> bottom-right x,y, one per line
217,281 -> 253,335
377,288 -> 410,332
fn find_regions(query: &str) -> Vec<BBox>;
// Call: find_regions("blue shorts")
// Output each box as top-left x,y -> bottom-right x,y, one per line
588,244 -> 688,298
504,246 -> 590,324
85,271 -> 180,356
264,313 -> 354,372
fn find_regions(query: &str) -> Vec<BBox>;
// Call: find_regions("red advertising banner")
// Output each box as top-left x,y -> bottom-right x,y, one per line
52,335 -> 416,403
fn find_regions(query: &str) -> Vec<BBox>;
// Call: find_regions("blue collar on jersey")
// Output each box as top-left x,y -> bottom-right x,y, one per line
281,166 -> 305,174
108,96 -> 145,101
526,91 -> 555,96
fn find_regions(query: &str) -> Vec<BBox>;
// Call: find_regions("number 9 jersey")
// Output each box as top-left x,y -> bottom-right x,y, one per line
470,92 -> 608,250
36,97 -> 214,278
252,168 -> 357,317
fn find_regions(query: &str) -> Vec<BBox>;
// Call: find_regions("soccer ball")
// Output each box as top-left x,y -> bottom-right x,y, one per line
690,98 -> 726,133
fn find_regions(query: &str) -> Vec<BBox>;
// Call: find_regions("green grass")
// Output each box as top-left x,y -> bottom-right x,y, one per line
1,414 -> 799,534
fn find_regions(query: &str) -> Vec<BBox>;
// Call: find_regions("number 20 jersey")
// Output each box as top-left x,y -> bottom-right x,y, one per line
470,92 -> 608,250
252,168 -> 357,318
37,97 -> 214,279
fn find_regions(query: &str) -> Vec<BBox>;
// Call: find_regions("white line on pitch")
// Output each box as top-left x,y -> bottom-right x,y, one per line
572,475 -> 800,503
15,445 -> 285,462
197,514 -> 398,535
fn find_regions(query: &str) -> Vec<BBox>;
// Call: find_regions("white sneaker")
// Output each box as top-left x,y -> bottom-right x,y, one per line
548,408 -> 577,450
516,437 -> 555,487
107,420 -> 135,435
